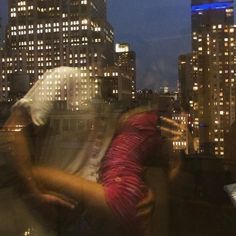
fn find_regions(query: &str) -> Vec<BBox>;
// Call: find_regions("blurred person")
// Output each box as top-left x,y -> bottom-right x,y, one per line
1,105 -> 159,235
0,67 -> 183,235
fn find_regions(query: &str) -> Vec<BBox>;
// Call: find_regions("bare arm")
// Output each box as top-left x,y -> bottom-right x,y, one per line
2,109 -> 75,208
3,109 -> 39,194
32,166 -> 112,216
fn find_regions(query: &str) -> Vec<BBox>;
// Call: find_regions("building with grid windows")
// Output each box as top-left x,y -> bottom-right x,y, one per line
190,0 -> 236,157
101,43 -> 136,102
0,0 -> 135,109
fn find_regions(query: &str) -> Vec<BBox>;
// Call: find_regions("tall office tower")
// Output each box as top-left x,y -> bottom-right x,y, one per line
114,43 -> 136,100
191,0 -> 236,157
0,0 -> 116,109
101,68 -> 133,102
178,54 -> 193,112
94,43 -> 136,102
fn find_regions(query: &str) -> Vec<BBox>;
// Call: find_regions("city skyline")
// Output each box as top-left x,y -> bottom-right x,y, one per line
0,0 -> 136,108
1,0 -> 236,91
0,2 -> 236,235
0,0 -> 192,90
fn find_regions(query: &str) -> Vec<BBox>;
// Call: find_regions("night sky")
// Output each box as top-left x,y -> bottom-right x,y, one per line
107,0 -> 191,90
1,0 -> 223,90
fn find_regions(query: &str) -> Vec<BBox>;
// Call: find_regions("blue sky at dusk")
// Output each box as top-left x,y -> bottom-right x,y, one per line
107,0 -> 191,90
1,0 -> 232,90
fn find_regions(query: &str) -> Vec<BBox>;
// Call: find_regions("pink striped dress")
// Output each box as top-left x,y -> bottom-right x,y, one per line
99,111 -> 161,235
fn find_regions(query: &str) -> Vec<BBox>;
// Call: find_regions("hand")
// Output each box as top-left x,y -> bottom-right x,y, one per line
35,192 -> 76,209
21,190 -> 77,223
25,190 -> 77,210
136,188 -> 155,229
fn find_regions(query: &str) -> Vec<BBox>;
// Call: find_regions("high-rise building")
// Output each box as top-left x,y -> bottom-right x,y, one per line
192,0 -> 234,29
114,43 -> 136,100
100,43 -> 136,102
178,54 -> 193,112
191,0 -> 236,157
0,0 -> 135,109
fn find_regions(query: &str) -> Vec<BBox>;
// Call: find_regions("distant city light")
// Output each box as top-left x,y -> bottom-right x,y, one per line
191,2 -> 233,13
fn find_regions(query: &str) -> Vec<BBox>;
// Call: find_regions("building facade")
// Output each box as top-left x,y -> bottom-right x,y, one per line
0,0 -> 135,109
114,43 -> 136,100
101,43 -> 136,102
191,0 -> 236,157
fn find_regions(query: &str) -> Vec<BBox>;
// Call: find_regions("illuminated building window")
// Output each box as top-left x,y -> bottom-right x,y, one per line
82,19 -> 88,25
95,27 -> 101,32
